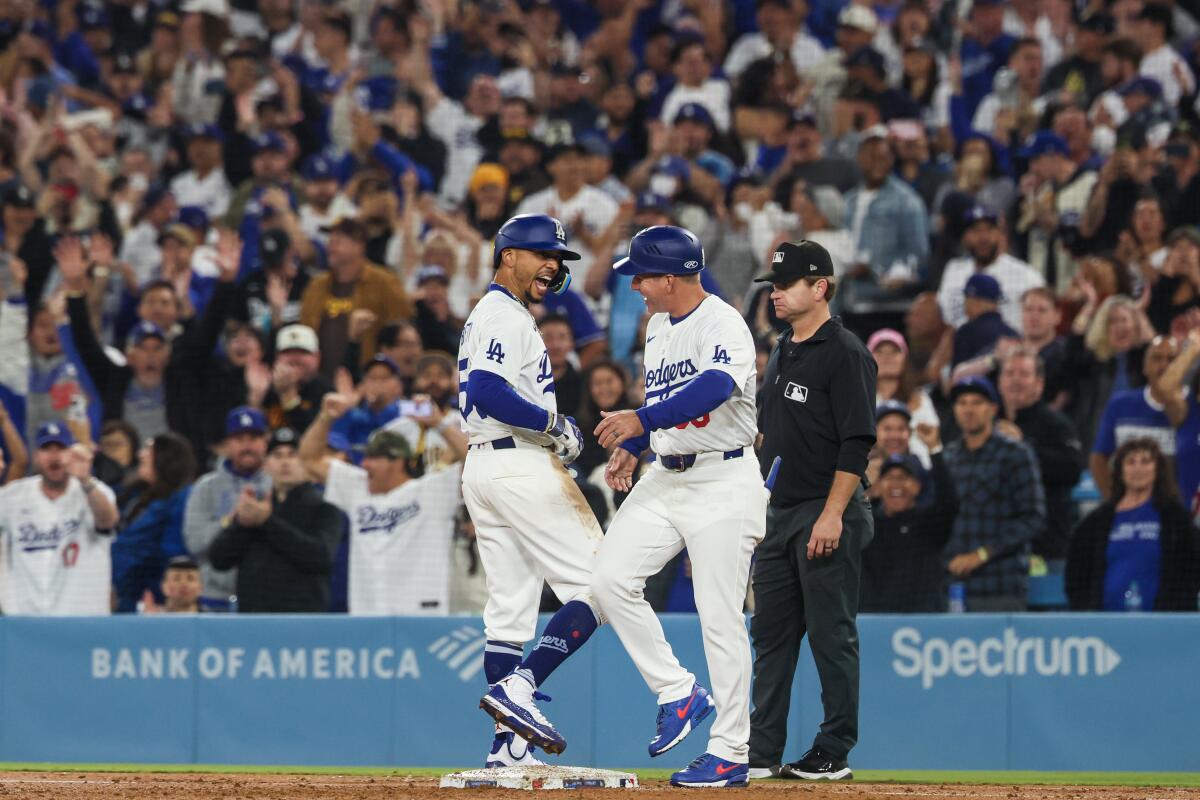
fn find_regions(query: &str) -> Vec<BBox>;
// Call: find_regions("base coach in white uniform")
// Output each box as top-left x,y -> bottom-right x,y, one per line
748,241 -> 877,781
592,225 -> 767,788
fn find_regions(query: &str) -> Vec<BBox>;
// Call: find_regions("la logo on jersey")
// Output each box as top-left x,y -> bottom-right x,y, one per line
712,345 -> 731,364
785,382 -> 808,403
554,219 -> 566,242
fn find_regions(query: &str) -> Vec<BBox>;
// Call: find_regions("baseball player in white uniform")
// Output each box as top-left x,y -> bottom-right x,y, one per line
458,214 -> 606,764
591,226 -> 768,788
0,422 -> 118,616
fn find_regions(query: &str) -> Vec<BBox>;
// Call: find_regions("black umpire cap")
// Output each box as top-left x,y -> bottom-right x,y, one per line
754,240 -> 834,283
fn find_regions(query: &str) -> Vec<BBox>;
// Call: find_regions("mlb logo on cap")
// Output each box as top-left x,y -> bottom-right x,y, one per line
772,251 -> 785,263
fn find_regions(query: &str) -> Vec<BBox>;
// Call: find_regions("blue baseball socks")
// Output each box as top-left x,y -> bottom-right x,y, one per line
514,600 -> 599,688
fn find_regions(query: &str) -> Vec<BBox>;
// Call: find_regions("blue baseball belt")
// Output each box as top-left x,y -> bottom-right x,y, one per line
658,447 -> 745,472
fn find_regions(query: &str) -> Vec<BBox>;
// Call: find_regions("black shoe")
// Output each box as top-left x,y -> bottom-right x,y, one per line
747,764 -> 780,780
780,748 -> 852,780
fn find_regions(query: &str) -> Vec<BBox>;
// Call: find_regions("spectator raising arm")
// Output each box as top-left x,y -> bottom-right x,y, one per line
69,443 -> 118,531
299,391 -> 355,485
0,403 -> 28,481
1159,329 -> 1200,428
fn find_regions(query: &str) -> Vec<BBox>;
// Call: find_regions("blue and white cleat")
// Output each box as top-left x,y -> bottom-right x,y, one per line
670,753 -> 749,788
485,730 -> 545,768
648,683 -> 715,757
480,673 -> 567,754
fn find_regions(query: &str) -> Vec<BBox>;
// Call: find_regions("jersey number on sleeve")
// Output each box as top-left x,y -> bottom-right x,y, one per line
459,357 -> 488,420
486,339 -> 506,364
674,413 -> 711,430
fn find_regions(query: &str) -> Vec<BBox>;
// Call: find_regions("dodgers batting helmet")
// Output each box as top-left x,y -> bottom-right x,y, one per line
614,225 -> 705,276
492,213 -> 580,295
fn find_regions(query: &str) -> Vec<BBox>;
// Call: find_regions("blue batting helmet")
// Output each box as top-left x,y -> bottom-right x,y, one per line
492,214 -> 580,294
614,225 -> 704,276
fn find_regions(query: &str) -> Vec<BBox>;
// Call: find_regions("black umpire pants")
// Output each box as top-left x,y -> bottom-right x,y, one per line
748,486 -> 873,764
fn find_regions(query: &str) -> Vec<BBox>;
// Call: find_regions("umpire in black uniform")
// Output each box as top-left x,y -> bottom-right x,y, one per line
748,241 -> 877,781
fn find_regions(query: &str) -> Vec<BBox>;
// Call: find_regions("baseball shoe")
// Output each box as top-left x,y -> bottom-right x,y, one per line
480,673 -> 567,755
485,731 -> 545,768
780,748 -> 852,780
669,753 -> 748,788
747,764 -> 781,780
648,683 -> 714,757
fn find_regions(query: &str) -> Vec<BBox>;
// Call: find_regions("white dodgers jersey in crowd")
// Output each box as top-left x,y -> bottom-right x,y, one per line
457,285 -> 556,444
0,477 -> 115,616
643,295 -> 757,456
324,460 -> 461,616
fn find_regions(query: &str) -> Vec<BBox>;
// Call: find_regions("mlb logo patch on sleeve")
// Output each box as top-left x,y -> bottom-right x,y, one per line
785,382 -> 808,403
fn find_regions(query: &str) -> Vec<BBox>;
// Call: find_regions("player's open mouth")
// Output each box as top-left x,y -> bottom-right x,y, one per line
534,275 -> 553,290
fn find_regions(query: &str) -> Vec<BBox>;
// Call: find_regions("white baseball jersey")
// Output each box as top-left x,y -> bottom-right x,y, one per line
642,295 -> 757,455
325,460 -> 460,616
457,285 -> 556,445
0,477 -> 115,616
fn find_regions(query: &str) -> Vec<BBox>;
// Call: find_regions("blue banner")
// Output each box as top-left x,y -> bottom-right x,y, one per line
0,614 -> 1195,770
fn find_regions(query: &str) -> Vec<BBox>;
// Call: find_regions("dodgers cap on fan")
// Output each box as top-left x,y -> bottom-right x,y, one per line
754,240 -> 834,283
185,122 -> 224,142
964,273 -> 1002,302
1020,130 -> 1069,159
178,205 -> 209,230
875,399 -> 912,422
614,225 -> 705,276
252,131 -> 287,155
950,375 -> 999,404
302,153 -> 338,181
35,421 -> 75,449
130,320 -> 167,345
879,452 -> 924,480
225,406 -> 268,437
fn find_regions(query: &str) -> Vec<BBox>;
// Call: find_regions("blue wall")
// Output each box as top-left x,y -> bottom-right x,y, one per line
0,614 -> 1195,770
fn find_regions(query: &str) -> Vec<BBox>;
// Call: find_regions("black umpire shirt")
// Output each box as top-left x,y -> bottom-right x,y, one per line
758,316 -> 878,506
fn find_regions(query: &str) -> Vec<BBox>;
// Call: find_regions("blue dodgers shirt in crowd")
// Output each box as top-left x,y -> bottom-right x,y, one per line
1175,400 -> 1200,511
1091,388 -> 1175,458
1102,501 -> 1162,611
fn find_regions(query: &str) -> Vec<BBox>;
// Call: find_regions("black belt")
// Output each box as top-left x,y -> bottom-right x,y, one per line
659,447 -> 744,472
468,436 -> 517,451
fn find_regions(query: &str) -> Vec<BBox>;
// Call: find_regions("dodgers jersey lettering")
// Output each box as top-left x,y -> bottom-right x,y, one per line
457,284 -> 557,444
0,476 -> 115,616
325,460 -> 460,616
644,295 -> 757,455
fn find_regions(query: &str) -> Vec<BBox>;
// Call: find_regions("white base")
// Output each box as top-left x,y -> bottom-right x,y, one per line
440,766 -> 639,790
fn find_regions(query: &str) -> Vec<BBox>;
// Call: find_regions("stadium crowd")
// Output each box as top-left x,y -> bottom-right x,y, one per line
0,0 -> 1199,617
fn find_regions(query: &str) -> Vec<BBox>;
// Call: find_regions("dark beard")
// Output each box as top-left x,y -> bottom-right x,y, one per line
972,245 -> 999,266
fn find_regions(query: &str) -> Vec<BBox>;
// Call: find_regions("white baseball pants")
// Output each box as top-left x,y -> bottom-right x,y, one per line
462,446 -> 604,644
591,454 -> 768,763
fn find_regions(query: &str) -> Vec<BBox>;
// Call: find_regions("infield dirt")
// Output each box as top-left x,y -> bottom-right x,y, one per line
0,773 -> 1197,800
